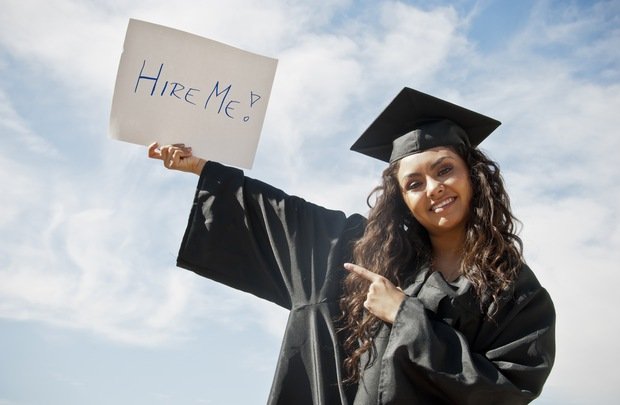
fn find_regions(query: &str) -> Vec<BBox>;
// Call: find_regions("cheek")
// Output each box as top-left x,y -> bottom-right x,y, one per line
448,172 -> 473,199
403,193 -> 424,218
463,177 -> 474,203
459,178 -> 474,215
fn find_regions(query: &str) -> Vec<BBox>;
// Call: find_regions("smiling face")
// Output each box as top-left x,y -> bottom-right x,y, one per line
396,146 -> 473,239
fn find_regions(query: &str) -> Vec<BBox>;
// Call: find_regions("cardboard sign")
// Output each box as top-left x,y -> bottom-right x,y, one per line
109,19 -> 278,168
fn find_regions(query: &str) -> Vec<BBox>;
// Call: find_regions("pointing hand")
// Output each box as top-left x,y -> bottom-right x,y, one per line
344,263 -> 406,324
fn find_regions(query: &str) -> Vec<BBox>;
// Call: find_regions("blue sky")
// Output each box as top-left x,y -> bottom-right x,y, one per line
1,0 -> 619,403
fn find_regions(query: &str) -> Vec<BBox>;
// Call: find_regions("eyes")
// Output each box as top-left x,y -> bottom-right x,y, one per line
403,164 -> 454,191
405,180 -> 422,191
437,166 -> 453,177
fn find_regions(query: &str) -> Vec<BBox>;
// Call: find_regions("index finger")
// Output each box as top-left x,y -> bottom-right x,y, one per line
344,263 -> 381,282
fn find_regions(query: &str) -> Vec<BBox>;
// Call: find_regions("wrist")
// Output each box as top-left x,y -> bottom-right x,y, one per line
192,159 -> 207,175
389,292 -> 407,324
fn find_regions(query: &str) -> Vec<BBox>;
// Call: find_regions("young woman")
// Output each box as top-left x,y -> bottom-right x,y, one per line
148,88 -> 555,404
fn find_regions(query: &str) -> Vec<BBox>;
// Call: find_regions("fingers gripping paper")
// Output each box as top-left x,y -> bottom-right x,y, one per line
109,19 -> 278,169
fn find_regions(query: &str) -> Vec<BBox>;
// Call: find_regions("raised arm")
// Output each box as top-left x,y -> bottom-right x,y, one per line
147,142 -> 366,310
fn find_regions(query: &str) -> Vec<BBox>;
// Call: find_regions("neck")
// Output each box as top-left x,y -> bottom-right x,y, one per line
429,229 -> 466,282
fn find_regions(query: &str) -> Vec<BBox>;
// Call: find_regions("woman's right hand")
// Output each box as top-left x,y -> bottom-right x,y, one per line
344,263 -> 406,324
148,142 -> 207,175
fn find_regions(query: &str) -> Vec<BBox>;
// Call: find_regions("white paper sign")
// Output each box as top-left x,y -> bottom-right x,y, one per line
109,19 -> 278,169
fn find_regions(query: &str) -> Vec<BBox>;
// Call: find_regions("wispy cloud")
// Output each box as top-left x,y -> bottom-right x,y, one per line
0,91 -> 61,159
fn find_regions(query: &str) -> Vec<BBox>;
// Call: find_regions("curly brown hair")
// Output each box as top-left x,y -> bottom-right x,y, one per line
339,144 -> 523,382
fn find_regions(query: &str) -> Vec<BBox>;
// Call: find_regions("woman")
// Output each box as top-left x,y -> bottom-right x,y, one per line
149,88 -> 555,404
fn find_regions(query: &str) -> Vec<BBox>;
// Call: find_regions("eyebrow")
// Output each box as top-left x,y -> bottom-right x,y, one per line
399,155 -> 454,183
430,155 -> 452,170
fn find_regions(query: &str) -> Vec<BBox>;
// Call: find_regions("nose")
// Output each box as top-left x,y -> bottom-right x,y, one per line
427,177 -> 444,198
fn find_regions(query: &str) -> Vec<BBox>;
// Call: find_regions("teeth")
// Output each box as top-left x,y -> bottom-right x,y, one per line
432,197 -> 455,211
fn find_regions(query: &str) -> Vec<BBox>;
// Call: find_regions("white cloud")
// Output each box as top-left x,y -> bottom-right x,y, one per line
364,3 -> 465,87
0,175 -> 194,345
519,195 -> 620,403
0,129 -> 287,347
0,0 -> 126,99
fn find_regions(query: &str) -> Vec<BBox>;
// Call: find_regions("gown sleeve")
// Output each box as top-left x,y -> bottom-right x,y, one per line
379,266 -> 555,404
176,160 -> 364,310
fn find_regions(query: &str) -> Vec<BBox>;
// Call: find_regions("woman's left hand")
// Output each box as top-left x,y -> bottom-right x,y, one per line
344,263 -> 407,324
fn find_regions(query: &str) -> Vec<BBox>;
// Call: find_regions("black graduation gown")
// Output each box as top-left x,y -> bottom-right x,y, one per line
176,162 -> 555,405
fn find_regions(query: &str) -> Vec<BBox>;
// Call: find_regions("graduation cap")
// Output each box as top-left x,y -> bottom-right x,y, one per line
350,87 -> 501,163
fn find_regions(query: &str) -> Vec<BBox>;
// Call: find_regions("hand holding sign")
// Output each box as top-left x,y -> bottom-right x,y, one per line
148,143 -> 206,175
110,19 -> 278,169
344,263 -> 407,324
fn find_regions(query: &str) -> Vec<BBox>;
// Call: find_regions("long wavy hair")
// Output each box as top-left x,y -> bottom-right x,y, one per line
339,144 -> 523,382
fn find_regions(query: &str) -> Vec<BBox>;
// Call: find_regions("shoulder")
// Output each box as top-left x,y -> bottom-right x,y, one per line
511,264 -> 551,304
475,264 -> 555,354
494,263 -> 555,326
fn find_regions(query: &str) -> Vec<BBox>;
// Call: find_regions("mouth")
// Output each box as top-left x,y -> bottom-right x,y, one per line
430,197 -> 456,213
